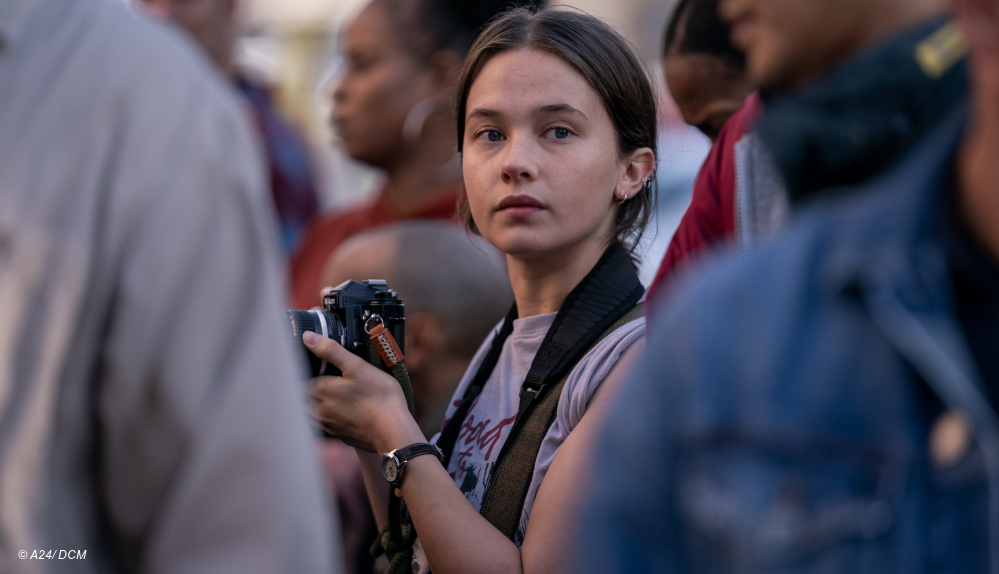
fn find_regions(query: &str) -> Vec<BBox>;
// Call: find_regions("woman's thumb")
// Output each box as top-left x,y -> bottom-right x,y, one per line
302,331 -> 360,371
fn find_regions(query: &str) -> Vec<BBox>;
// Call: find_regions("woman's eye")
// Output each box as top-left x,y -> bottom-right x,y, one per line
483,130 -> 503,142
549,127 -> 571,139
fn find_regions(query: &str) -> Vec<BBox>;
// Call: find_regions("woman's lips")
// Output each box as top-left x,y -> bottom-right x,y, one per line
497,194 -> 545,218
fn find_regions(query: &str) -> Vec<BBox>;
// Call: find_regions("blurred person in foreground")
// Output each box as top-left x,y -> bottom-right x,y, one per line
289,0 -> 541,310
317,221 -> 512,573
663,0 -> 753,144
646,0 -> 963,312
0,0 -> 336,571
141,0 -> 321,255
580,0 -> 999,571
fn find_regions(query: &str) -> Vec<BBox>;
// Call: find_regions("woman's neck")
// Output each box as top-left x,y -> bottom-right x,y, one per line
507,235 -> 611,318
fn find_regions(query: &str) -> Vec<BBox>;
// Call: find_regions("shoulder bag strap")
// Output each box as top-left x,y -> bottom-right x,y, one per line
478,303 -> 644,540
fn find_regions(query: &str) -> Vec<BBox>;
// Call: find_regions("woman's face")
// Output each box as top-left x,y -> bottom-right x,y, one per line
462,49 -> 628,260
332,3 -> 436,168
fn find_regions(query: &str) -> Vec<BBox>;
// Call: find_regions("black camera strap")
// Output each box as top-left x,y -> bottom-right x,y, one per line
435,242 -> 644,540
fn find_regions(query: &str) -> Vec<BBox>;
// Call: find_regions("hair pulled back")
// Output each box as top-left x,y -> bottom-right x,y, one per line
375,0 -> 546,61
454,7 -> 659,254
663,0 -> 744,70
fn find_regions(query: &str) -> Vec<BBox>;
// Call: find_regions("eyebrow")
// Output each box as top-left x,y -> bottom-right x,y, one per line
537,103 -> 588,120
466,108 -> 502,122
465,103 -> 589,122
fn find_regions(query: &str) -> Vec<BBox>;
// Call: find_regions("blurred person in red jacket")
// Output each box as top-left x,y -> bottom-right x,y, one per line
663,0 -> 753,144
289,0 -> 544,310
141,0 -> 321,255
645,0 -> 960,313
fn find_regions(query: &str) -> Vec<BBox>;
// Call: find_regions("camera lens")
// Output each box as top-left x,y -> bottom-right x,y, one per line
283,309 -> 346,378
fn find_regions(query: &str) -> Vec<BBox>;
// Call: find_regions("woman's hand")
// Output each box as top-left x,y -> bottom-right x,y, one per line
304,332 -> 425,453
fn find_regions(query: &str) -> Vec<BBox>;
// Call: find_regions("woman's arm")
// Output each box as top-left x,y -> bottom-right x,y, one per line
307,334 -> 522,574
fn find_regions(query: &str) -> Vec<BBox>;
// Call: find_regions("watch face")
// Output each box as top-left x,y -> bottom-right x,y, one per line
382,456 -> 399,482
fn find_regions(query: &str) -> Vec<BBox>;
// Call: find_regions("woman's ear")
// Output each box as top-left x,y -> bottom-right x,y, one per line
617,147 -> 656,199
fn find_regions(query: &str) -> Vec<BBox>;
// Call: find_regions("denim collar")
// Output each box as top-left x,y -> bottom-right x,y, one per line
818,101 -> 969,303
757,19 -> 967,202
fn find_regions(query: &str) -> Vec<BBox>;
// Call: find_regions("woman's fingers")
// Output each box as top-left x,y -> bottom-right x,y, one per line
302,331 -> 365,372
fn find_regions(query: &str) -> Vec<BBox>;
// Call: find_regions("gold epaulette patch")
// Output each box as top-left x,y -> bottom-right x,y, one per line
915,22 -> 968,79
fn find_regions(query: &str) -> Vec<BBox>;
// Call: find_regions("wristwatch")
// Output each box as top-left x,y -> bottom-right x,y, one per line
381,443 -> 444,488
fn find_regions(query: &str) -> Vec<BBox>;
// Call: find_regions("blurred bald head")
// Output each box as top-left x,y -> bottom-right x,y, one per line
321,222 -> 512,432
323,221 -> 511,358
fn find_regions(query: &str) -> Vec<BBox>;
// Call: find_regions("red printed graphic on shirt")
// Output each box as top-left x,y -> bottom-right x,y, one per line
451,412 -> 517,498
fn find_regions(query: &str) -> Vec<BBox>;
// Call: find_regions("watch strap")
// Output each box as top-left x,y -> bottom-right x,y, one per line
396,442 -> 443,464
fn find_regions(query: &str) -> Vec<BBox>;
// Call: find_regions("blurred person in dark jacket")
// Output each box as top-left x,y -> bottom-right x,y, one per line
0,0 -> 336,570
317,221 -> 512,573
142,0 -> 321,254
662,0 -> 753,144
289,0 -> 544,310
646,0 -> 963,311
580,0 -> 999,571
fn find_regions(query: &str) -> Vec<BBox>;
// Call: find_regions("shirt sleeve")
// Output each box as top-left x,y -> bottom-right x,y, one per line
96,59 -> 337,574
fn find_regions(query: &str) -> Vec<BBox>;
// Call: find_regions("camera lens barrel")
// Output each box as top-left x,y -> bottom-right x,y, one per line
283,309 -> 345,378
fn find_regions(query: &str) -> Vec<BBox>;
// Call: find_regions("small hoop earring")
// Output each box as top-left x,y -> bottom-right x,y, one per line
642,175 -> 654,193
617,187 -> 628,204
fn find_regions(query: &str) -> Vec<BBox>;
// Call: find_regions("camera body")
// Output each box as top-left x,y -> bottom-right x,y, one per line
284,279 -> 405,378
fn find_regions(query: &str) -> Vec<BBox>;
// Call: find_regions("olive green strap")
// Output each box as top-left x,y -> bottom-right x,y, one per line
367,348 -> 418,572
478,304 -> 645,540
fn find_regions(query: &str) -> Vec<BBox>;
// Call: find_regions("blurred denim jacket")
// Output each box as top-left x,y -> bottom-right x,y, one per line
580,104 -> 999,574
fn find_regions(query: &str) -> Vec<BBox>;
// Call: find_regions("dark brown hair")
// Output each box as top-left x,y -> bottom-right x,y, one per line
374,0 -> 546,61
663,0 -> 744,69
454,6 -> 659,254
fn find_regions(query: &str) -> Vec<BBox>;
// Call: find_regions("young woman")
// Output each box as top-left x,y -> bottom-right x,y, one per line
306,7 -> 658,573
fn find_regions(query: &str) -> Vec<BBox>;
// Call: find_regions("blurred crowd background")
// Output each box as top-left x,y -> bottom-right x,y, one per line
223,0 -> 711,283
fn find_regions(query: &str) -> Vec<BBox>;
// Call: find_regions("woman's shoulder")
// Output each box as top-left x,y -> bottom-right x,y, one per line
558,314 -> 645,413
576,314 -> 645,379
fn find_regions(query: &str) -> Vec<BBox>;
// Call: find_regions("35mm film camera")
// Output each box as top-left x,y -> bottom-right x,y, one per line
284,279 -> 405,378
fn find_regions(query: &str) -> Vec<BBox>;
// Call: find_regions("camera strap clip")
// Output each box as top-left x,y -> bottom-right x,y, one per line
366,315 -> 404,368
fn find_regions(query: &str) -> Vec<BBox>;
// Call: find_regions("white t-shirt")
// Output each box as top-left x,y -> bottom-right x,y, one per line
412,310 -> 646,572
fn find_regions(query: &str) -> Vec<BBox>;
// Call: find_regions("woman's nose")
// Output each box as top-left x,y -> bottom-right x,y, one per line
500,134 -> 538,183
